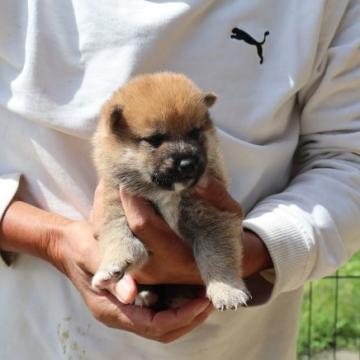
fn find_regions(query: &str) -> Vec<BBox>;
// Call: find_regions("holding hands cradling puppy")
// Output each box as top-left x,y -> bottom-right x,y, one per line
91,73 -> 250,310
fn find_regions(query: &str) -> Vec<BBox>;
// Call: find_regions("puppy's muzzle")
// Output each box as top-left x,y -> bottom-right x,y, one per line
152,153 -> 206,190
175,155 -> 199,178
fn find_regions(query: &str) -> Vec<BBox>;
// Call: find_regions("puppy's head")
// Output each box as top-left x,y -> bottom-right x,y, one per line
95,72 -> 218,192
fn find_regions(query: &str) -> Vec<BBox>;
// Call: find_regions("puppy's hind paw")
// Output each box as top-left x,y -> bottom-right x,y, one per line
91,265 -> 125,291
134,290 -> 159,307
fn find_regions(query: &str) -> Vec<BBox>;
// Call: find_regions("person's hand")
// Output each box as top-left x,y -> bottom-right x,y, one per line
117,175 -> 272,304
117,188 -> 203,288
195,177 -> 273,278
50,184 -> 212,343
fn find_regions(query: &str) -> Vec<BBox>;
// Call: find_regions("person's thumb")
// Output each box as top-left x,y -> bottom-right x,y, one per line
114,274 -> 138,304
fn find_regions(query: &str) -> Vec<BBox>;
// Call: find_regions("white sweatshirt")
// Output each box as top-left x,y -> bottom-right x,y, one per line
1,1 -> 359,359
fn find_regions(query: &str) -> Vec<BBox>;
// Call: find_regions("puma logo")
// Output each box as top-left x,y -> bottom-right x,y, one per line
231,28 -> 270,64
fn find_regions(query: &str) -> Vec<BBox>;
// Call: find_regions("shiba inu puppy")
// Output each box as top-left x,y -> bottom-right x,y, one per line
92,72 -> 249,310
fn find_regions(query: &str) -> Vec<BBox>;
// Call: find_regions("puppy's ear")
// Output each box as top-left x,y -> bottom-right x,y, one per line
109,105 -> 123,132
203,92 -> 217,108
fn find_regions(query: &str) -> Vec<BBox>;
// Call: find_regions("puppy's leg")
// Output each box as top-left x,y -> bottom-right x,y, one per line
92,188 -> 148,290
134,285 -> 159,308
194,212 -> 250,310
180,199 -> 250,310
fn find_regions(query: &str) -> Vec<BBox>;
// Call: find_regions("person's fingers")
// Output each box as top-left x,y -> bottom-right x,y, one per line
119,186 -> 166,232
114,274 -> 138,304
195,176 -> 243,218
83,284 -> 212,341
90,272 -> 138,305
150,297 -> 211,332
84,291 -> 153,332
116,296 -> 210,333
119,186 -> 155,220
119,186 -> 188,251
157,304 -> 213,343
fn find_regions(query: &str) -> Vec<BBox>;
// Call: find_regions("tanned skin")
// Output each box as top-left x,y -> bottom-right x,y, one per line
0,177 -> 271,341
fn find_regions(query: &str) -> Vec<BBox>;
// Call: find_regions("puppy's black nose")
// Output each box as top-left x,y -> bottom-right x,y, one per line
175,156 -> 198,176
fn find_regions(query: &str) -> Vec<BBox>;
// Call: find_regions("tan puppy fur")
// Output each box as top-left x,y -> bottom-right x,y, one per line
92,72 -> 249,310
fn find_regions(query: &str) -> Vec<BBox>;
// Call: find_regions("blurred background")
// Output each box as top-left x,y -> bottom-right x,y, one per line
297,252 -> 360,360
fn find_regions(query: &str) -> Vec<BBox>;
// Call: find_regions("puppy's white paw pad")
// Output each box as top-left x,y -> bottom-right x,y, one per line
91,265 -> 124,290
207,281 -> 250,311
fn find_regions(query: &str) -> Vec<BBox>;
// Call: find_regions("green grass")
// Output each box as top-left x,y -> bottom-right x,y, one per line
297,251 -> 360,357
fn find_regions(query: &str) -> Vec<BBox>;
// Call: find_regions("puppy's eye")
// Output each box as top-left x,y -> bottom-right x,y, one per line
143,134 -> 166,148
187,128 -> 201,140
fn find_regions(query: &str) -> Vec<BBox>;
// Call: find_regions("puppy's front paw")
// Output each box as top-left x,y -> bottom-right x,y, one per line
206,280 -> 250,311
92,242 -> 148,291
91,263 -> 129,290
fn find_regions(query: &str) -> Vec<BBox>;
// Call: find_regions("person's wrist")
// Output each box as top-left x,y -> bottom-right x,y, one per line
40,215 -> 73,273
242,229 -> 273,278
0,200 -> 75,273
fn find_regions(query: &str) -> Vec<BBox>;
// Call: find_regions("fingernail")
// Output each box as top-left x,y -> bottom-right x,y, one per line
115,277 -> 133,304
119,185 -> 125,197
196,176 -> 208,190
194,300 -> 210,316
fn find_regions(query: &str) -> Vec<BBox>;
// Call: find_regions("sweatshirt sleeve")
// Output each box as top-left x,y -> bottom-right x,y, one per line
0,173 -> 21,267
243,2 -> 360,303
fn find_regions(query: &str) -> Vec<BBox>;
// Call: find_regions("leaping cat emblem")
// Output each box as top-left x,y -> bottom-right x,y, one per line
231,28 -> 270,64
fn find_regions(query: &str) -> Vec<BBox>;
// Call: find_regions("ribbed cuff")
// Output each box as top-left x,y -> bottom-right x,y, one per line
0,173 -> 21,267
243,203 -> 315,302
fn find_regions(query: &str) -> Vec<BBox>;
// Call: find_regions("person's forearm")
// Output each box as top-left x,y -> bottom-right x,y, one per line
1,200 -> 272,282
0,200 -> 71,265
